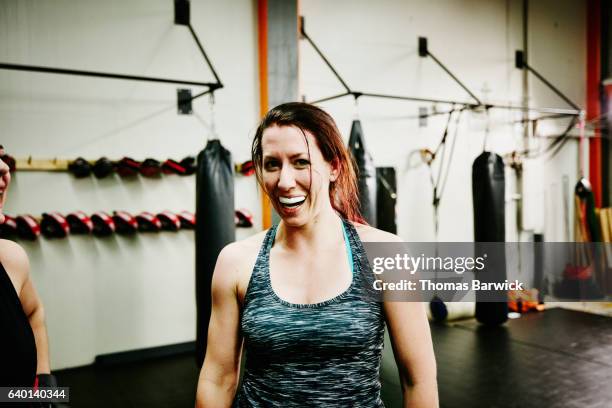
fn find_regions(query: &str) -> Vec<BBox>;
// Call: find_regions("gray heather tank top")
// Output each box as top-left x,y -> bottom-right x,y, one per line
235,218 -> 385,407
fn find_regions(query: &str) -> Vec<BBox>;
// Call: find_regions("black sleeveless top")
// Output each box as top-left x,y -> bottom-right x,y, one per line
0,261 -> 37,387
236,218 -> 385,407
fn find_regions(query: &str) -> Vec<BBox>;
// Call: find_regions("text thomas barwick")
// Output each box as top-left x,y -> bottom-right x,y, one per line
373,279 -> 524,291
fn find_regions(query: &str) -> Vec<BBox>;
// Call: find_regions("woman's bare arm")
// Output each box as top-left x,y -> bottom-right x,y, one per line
196,243 -> 244,408
385,301 -> 438,407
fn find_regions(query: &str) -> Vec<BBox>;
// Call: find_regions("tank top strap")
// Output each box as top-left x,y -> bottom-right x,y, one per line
256,223 -> 279,277
341,221 -> 354,276
341,218 -> 372,286
341,218 -> 365,261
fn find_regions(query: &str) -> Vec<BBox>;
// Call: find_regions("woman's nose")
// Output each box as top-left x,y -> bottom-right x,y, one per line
277,165 -> 296,190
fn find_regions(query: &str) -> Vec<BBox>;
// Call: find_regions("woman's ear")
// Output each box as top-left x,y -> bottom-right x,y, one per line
330,157 -> 340,182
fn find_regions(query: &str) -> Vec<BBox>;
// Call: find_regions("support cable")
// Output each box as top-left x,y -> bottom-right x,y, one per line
418,37 -> 481,105
300,17 -> 351,94
0,62 -> 218,88
187,23 -> 223,89
515,50 -> 581,112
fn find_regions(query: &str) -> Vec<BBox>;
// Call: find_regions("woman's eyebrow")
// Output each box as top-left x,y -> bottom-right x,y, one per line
263,152 -> 308,160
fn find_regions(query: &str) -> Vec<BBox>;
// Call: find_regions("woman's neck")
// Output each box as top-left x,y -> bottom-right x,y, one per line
276,207 -> 344,252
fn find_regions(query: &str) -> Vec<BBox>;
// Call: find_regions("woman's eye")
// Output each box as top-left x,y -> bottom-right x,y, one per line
295,159 -> 310,167
264,160 -> 279,170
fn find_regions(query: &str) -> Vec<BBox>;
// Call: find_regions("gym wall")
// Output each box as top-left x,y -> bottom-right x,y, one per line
300,0 -> 585,243
0,0 -> 260,369
0,0 -> 591,371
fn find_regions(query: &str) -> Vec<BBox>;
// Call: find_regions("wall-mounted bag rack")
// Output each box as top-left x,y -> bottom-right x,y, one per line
299,16 -> 582,119
8,156 -> 254,177
0,0 -> 223,115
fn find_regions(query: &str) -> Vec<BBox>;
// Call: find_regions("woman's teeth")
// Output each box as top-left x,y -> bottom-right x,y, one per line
279,196 -> 306,208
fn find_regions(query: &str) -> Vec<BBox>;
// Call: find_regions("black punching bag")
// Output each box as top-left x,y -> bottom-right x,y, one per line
376,167 -> 397,234
472,152 -> 508,325
195,139 -> 235,366
348,120 -> 377,226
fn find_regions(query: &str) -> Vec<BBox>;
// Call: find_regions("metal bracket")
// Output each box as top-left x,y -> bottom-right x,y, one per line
418,37 -> 428,57
177,89 -> 193,114
515,50 -> 526,69
419,107 -> 428,127
174,0 -> 190,26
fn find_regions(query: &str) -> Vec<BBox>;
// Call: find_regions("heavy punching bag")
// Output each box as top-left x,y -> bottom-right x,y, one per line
472,152 -> 508,325
195,139 -> 236,366
348,120 -> 377,226
376,167 -> 396,234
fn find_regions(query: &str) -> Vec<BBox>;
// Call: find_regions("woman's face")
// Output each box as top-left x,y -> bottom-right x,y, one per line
0,149 -> 10,224
261,125 -> 338,227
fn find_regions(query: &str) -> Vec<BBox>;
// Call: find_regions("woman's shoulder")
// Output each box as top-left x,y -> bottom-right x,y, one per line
350,222 -> 403,243
218,229 -> 269,272
0,239 -> 29,269
0,239 -> 30,293
223,229 -> 269,256
218,230 -> 271,301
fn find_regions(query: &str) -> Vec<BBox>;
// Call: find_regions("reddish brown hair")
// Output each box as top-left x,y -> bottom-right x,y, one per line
251,102 -> 366,224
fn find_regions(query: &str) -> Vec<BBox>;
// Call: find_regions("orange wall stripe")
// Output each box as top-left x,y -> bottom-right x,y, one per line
258,0 -> 272,229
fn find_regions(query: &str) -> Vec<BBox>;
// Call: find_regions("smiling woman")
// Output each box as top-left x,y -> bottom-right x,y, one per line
195,103 -> 438,408
257,124 -> 339,224
252,103 -> 365,226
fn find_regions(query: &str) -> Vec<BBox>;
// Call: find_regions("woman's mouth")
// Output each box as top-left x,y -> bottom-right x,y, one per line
278,195 -> 306,211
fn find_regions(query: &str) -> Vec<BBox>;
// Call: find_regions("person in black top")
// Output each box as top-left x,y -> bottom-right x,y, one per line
0,147 -> 54,388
